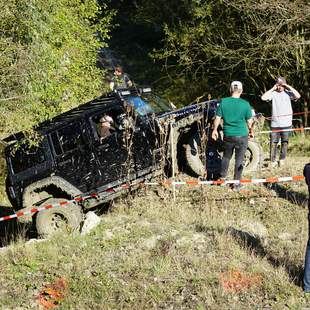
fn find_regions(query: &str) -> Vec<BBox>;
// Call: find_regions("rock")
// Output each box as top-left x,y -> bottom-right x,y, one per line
176,233 -> 206,248
103,230 -> 114,240
239,220 -> 268,239
143,235 -> 162,249
228,221 -> 268,247
278,232 -> 293,241
81,211 -> 101,235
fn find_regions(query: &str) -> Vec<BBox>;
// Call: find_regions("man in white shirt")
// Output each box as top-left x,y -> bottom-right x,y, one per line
261,77 -> 301,167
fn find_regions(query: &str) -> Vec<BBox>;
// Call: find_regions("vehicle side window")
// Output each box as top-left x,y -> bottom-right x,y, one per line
51,122 -> 84,155
10,142 -> 46,174
90,108 -> 124,141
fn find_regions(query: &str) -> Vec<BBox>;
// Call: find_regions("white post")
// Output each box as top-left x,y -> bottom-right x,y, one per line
170,121 -> 176,201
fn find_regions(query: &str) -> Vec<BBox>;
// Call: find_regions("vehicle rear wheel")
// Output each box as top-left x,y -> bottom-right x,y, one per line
36,198 -> 83,238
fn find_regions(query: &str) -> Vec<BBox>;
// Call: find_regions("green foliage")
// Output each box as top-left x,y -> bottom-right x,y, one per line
149,0 -> 310,102
0,0 -> 115,137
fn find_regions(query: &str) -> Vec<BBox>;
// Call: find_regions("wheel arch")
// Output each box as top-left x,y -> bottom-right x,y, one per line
22,176 -> 83,211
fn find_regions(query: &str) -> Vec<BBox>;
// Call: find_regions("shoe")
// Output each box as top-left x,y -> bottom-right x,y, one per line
279,159 -> 285,167
215,178 -> 226,186
270,161 -> 278,168
232,184 -> 244,192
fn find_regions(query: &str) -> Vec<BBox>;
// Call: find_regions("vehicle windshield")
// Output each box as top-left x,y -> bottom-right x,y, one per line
125,93 -> 173,116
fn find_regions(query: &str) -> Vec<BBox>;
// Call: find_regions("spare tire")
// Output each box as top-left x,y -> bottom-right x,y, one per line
185,131 -> 207,176
185,132 -> 263,176
36,198 -> 83,238
243,140 -> 263,172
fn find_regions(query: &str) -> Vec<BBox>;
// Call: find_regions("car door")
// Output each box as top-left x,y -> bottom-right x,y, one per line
131,115 -> 160,175
88,107 -> 129,188
124,94 -> 166,176
50,121 -> 101,193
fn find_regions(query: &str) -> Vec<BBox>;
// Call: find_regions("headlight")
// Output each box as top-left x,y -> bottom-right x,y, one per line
142,87 -> 152,93
120,90 -> 131,96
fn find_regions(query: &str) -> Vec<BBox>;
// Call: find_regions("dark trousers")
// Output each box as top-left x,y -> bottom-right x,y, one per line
270,126 -> 290,162
220,136 -> 248,180
303,163 -> 310,291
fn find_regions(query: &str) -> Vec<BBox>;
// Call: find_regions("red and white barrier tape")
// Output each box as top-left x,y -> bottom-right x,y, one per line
0,183 -> 134,223
259,127 -> 310,134
145,175 -> 304,186
0,194 -> 97,223
265,111 -> 310,120
0,175 -> 305,223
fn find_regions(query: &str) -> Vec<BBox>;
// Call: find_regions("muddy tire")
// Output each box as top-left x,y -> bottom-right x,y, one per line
185,132 -> 206,176
226,140 -> 263,174
243,140 -> 263,172
185,132 -> 263,176
36,198 -> 83,238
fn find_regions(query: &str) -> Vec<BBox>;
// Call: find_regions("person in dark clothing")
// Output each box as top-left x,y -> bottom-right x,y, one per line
303,163 -> 310,292
109,65 -> 133,91
211,81 -> 254,189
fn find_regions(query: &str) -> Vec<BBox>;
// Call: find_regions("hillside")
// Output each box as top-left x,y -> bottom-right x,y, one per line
0,152 -> 309,309
1,1 -> 310,307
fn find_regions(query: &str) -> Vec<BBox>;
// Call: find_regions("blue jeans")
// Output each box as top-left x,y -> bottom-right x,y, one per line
303,163 -> 310,291
270,126 -> 291,162
220,136 -> 248,180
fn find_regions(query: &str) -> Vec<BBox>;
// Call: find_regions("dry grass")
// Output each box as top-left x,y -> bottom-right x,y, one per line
0,136 -> 308,309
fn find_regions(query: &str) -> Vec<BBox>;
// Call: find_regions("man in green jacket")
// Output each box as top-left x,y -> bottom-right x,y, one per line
212,81 -> 254,188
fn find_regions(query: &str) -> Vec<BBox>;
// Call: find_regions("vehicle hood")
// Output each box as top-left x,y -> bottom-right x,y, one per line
157,99 -> 219,122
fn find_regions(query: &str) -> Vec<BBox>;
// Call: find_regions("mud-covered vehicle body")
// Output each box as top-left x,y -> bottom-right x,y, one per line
4,88 -> 263,236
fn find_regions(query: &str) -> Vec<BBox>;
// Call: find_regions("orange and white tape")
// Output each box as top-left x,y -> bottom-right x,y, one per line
0,194 -> 98,223
259,127 -> 310,134
145,175 -> 304,186
0,182 -> 136,223
265,111 -> 310,120
0,175 -> 305,223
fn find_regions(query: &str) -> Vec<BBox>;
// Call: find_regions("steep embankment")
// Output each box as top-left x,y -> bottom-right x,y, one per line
0,155 -> 309,308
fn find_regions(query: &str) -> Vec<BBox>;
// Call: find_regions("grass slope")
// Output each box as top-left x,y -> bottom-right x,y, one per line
0,155 -> 309,309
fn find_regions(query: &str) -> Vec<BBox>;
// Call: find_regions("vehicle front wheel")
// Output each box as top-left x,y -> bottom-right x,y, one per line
35,198 -> 83,238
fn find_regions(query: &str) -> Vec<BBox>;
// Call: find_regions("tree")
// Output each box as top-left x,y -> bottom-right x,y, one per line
151,0 -> 310,103
0,0 -> 115,138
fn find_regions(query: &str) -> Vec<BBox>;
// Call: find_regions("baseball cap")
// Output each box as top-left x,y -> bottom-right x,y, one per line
230,81 -> 243,91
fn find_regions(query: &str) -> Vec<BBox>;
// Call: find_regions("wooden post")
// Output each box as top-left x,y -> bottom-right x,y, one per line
304,102 -> 308,128
170,121 -> 176,202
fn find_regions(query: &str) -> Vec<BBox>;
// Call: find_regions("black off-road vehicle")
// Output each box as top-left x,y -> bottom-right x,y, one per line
4,88 -> 263,237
